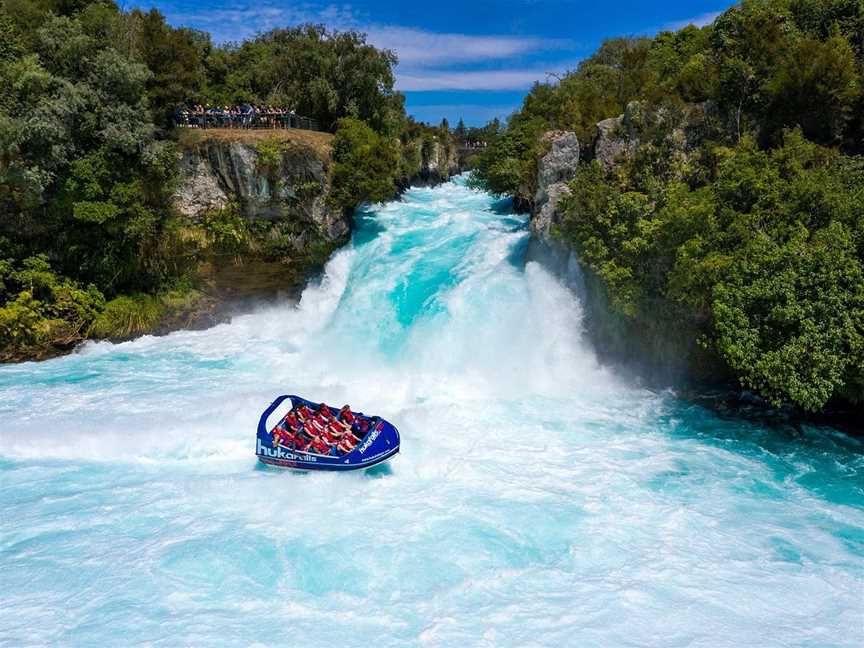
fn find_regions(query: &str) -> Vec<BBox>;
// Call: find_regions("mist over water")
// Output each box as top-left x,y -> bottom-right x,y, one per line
1,178 -> 862,647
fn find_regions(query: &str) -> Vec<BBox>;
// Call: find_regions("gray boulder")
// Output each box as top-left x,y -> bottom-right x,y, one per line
532,131 -> 580,239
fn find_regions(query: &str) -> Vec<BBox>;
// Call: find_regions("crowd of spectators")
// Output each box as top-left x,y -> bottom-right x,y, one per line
174,104 -> 321,131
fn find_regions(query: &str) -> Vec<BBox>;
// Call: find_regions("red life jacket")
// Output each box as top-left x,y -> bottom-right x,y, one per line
311,437 -> 329,454
341,410 -> 356,424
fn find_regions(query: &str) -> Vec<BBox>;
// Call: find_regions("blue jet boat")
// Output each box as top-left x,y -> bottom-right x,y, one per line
256,395 -> 400,471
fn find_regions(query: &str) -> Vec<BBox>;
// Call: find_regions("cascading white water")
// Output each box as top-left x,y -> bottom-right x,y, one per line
1,177 -> 862,647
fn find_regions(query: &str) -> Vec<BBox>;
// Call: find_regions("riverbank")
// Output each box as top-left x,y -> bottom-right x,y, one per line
1,118 -> 466,365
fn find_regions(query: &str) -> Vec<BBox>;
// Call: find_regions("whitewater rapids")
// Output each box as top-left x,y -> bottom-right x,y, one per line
1,178 -> 862,647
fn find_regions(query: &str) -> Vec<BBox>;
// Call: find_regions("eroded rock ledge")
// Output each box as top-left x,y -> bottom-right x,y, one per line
174,135 -> 350,243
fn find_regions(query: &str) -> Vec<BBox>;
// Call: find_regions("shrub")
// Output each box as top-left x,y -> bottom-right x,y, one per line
89,294 -> 164,339
329,117 -> 398,210
201,204 -> 250,254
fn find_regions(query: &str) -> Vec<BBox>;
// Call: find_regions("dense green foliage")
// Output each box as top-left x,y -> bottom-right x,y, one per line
330,116 -> 458,211
205,25 -> 404,134
330,118 -> 399,210
0,0 -> 412,359
0,252 -> 104,355
473,0 -> 864,412
475,0 -> 863,201
562,132 -> 864,410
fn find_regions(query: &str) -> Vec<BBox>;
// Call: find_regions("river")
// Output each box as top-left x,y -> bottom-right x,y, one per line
1,178 -> 862,647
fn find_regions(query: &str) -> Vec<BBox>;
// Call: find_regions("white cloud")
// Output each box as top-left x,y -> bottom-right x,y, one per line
364,27 -> 565,68
397,68 -> 561,92
166,2 -> 361,43
664,10 -> 723,32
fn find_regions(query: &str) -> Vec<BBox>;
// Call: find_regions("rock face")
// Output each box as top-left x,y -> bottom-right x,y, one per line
173,139 -> 350,242
594,100 -> 715,174
530,102 -> 718,240
415,138 -> 461,186
532,131 -> 580,239
594,114 -> 637,172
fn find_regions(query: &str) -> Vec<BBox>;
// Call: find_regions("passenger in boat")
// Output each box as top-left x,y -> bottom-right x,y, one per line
306,412 -> 327,436
318,403 -> 336,420
308,435 -> 328,454
321,423 -> 339,446
289,423 -> 313,450
339,420 -> 361,442
324,421 -> 346,445
339,405 -> 356,425
284,431 -> 301,450
337,433 -> 356,454
273,422 -> 300,449
282,410 -> 301,431
271,425 -> 287,447
336,418 -> 359,447
295,404 -> 313,421
319,420 -> 351,456
294,431 -> 312,452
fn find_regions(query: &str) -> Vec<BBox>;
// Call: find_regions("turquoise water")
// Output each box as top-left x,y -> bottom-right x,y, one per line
1,178 -> 862,647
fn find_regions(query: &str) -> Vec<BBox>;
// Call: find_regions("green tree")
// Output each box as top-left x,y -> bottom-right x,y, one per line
329,117 -> 398,209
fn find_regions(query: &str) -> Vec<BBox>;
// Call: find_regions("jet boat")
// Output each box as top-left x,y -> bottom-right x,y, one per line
256,395 -> 400,471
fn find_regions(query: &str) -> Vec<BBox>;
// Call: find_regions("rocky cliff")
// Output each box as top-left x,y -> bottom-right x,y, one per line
422,138 -> 461,182
530,100 -> 714,241
174,134 -> 350,243
532,131 -> 580,238
174,132 -> 463,242
398,137 -> 461,189
170,130 -> 467,308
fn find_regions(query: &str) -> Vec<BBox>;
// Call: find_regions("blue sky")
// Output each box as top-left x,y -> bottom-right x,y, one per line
139,0 -> 734,126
